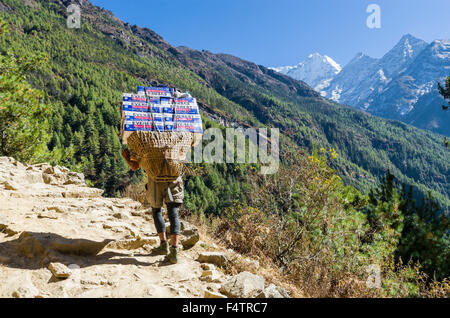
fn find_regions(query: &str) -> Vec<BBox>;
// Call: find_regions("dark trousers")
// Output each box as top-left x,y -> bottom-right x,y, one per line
152,203 -> 181,236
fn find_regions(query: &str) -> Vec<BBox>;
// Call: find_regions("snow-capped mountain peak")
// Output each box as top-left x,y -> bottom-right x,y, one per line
269,34 -> 449,135
379,34 -> 428,76
270,53 -> 341,95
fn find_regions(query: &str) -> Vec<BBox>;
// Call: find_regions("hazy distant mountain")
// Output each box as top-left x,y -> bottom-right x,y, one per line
270,53 -> 341,96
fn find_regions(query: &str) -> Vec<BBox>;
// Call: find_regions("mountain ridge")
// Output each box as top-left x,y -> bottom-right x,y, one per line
271,34 -> 449,136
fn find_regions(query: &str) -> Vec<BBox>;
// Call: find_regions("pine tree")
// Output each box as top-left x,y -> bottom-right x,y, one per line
363,170 -> 404,259
0,18 -> 52,162
397,189 -> 450,280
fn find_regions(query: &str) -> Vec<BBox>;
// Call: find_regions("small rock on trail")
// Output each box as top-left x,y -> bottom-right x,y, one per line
48,262 -> 71,279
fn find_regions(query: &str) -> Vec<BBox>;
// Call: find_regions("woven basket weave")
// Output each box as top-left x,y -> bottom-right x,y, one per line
127,131 -> 194,182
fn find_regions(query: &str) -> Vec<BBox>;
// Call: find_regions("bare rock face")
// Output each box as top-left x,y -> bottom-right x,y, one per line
0,222 -> 19,237
220,272 -> 265,298
62,186 -> 104,198
12,284 -> 39,298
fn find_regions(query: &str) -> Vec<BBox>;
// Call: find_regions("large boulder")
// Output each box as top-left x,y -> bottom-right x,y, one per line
220,271 -> 265,298
197,252 -> 229,268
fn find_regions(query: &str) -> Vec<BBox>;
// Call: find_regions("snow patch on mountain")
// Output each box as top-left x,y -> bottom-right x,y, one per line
403,38 -> 413,58
430,39 -> 450,59
270,53 -> 341,95
270,65 -> 293,74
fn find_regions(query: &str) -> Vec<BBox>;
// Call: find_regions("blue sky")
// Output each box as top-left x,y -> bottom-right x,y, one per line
90,0 -> 450,67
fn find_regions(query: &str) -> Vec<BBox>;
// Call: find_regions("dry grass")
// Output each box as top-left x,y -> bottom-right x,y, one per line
186,212 -> 304,297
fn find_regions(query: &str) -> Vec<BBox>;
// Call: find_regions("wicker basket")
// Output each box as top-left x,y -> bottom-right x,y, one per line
127,131 -> 194,182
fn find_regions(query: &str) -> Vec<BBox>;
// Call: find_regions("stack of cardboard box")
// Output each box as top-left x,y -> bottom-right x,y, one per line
121,86 -> 203,144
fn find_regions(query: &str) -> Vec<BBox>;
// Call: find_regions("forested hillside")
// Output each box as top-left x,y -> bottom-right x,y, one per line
178,47 -> 450,205
0,0 -> 448,208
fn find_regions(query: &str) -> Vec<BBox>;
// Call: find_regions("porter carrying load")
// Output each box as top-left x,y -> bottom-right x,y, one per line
120,85 -> 203,264
120,85 -> 202,181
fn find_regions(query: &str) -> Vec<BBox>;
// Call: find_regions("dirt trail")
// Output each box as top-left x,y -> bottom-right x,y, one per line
0,157 -> 227,298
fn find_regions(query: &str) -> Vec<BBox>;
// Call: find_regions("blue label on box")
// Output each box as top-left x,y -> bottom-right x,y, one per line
154,124 -> 164,132
176,123 -> 203,133
145,87 -> 172,97
174,98 -> 196,105
123,94 -> 147,102
175,116 -> 202,123
124,121 -> 154,131
152,114 -> 163,122
175,107 -> 199,115
124,121 -> 165,132
163,107 -> 175,114
122,102 -> 150,112
164,116 -> 174,122
124,111 -> 153,121
160,97 -> 173,103
151,106 -> 163,113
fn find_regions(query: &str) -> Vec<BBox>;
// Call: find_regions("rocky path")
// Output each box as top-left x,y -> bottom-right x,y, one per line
0,157 -> 289,298
0,157 -> 221,298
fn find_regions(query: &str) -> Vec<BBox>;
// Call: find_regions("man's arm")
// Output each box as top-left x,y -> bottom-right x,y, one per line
121,148 -> 140,171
